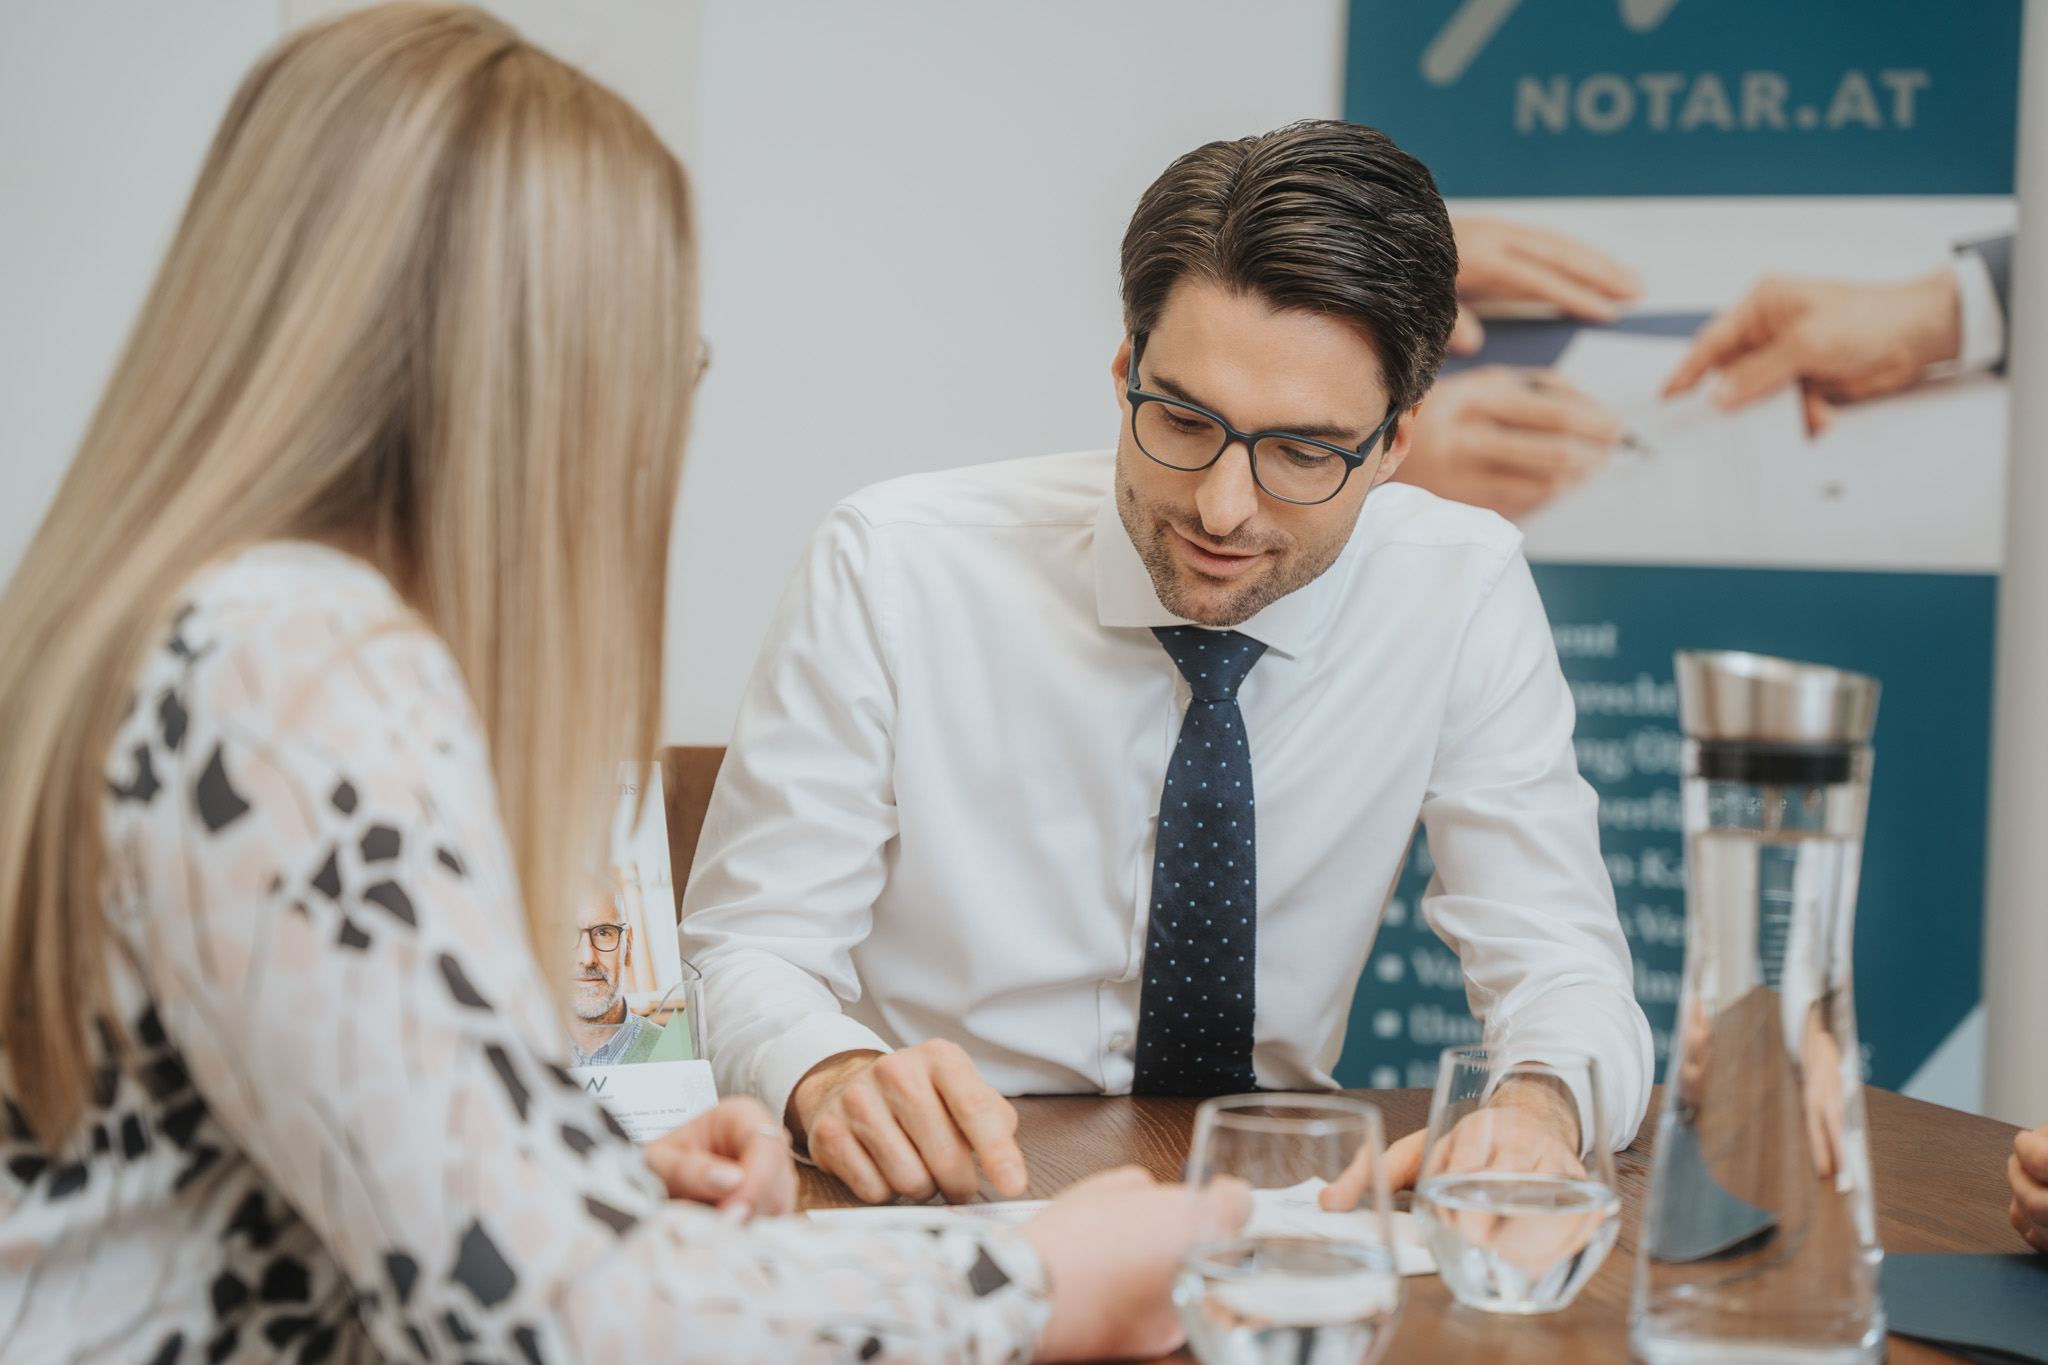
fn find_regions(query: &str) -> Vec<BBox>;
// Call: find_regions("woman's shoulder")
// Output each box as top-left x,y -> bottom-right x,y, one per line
108,541 -> 492,843
174,539 -> 419,664
143,541 -> 472,747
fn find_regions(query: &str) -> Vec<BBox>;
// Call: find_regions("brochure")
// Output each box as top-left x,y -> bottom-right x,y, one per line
568,763 -> 717,1139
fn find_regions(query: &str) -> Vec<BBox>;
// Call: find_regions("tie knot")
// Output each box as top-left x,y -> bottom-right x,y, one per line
1152,626 -> 1267,702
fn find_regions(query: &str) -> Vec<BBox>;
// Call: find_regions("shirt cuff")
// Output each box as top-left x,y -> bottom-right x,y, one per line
1949,251 -> 2007,374
1491,981 -> 1652,1153
754,1009 -> 894,1141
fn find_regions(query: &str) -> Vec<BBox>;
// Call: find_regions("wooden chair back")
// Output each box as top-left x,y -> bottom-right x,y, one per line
659,745 -> 726,916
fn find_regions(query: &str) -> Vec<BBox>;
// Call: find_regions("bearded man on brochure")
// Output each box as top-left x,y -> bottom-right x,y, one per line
680,120 -> 1652,1205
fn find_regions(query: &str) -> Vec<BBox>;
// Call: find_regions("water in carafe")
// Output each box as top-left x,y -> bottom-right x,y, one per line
1632,652 -> 1885,1365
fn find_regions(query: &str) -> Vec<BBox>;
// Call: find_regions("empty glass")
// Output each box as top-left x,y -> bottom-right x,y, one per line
1415,1048 -> 1620,1314
1177,1094 -> 1404,1365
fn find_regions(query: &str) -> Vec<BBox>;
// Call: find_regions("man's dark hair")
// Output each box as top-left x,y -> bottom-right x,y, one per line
1120,120 -> 1458,416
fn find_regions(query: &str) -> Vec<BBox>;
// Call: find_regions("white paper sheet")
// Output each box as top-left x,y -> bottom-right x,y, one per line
1515,329 -> 2006,571
805,1177 -> 1437,1276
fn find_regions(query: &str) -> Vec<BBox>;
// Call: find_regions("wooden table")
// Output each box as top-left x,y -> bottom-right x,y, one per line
799,1087 -> 2027,1364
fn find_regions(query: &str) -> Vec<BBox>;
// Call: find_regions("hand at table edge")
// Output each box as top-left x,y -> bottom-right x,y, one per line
789,1039 -> 1029,1204
1319,1075 -> 1584,1211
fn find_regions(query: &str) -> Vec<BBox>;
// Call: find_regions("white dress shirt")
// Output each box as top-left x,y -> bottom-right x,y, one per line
680,449 -> 1652,1149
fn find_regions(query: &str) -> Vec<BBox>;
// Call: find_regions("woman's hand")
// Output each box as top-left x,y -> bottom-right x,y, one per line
1021,1166 -> 1251,1363
642,1096 -> 797,1220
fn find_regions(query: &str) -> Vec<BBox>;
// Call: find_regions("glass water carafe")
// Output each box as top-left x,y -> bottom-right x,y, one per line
1631,651 -> 1885,1365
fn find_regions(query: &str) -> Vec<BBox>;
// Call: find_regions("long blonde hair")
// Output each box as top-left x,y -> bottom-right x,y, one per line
0,4 -> 696,1144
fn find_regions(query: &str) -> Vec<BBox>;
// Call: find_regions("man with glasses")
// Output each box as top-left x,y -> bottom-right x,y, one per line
569,884 -> 668,1067
683,120 -> 1650,1204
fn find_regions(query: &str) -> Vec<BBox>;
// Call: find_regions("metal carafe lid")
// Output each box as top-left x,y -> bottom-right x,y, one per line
1674,650 -> 1880,745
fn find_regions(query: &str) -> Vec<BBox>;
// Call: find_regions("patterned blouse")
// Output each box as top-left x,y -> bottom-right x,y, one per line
0,543 -> 1049,1365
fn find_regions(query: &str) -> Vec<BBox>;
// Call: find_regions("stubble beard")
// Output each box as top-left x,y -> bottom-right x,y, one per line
571,968 -> 624,1024
1114,458 -> 1349,628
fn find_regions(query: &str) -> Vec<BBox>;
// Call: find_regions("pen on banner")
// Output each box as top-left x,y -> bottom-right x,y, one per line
1523,371 -> 1650,456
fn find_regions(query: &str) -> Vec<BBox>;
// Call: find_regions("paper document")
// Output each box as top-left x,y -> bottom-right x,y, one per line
1515,329 -> 2005,570
806,1177 -> 1437,1276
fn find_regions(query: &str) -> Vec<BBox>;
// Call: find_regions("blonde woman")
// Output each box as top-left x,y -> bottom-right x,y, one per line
0,8 -> 1242,1362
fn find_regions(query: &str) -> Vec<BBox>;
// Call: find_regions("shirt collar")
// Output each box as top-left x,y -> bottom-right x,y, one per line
1091,485 -> 1339,661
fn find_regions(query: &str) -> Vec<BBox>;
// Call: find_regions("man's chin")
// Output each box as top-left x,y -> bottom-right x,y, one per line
572,992 -> 617,1022
1158,564 -> 1276,628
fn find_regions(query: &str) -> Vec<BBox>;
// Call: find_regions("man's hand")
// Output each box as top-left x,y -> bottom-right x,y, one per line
642,1096 -> 797,1219
2009,1124 -> 2048,1253
1451,217 -> 1642,355
1320,1073 -> 1584,1209
1663,271 -> 1960,435
790,1039 -> 1028,1204
1323,1077 -> 1592,1281
1394,366 -> 1622,520
1021,1166 -> 1251,1363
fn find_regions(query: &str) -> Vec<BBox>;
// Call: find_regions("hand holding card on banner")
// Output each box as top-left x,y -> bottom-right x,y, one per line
1663,270 -> 1964,435
1449,216 -> 1643,353
1396,363 -> 1623,519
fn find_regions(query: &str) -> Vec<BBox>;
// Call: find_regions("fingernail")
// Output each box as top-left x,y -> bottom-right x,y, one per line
718,1199 -> 752,1225
709,1163 -> 743,1191
995,1162 -> 1023,1189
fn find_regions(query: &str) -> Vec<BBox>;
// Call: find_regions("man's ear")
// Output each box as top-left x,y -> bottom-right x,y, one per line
1111,336 -> 1133,399
1371,405 -> 1419,485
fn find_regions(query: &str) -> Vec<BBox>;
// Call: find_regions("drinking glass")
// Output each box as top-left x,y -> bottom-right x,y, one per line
1176,1093 -> 1404,1365
1414,1048 -> 1619,1314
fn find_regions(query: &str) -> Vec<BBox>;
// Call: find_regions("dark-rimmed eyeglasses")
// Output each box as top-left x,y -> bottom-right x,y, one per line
1125,361 -> 1398,506
577,922 -> 629,953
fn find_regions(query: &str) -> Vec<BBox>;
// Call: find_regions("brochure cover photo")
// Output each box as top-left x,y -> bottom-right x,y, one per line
568,764 -> 716,1140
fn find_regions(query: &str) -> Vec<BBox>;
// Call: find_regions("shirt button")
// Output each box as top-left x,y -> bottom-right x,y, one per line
1108,1032 -> 1132,1051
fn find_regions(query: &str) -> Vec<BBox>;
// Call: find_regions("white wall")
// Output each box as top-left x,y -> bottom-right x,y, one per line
0,0 -> 277,589
677,2 -> 1346,739
1,0 -> 1346,745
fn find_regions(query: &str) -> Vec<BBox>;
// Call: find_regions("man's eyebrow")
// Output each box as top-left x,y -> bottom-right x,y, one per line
1145,370 -> 1368,444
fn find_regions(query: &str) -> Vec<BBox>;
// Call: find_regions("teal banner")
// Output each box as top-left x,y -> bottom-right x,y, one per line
1336,565 -> 1996,1092
1345,0 -> 2022,196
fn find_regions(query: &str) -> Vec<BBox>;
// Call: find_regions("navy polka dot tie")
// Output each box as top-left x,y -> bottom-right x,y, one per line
1132,626 -> 1266,1096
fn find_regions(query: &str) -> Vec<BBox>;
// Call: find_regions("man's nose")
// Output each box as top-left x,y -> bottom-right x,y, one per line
1194,440 -> 1261,538
577,935 -> 598,968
